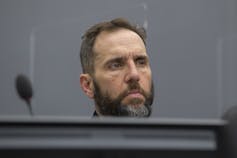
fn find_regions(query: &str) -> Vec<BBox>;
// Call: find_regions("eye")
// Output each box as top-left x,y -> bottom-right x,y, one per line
136,57 -> 148,67
108,61 -> 124,70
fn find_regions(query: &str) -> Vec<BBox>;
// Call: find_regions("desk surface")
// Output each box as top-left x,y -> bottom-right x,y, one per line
0,116 -> 226,158
0,115 -> 226,126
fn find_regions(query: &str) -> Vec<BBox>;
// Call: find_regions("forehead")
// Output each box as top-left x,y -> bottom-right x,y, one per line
93,28 -> 147,58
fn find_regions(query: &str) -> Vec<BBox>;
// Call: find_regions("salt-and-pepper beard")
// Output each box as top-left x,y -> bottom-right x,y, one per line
93,79 -> 154,117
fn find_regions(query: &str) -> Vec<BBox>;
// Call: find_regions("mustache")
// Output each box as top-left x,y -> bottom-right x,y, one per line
121,81 -> 147,98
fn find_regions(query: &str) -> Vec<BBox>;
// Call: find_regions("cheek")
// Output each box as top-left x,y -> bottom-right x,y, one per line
96,73 -> 124,96
108,76 -> 124,92
140,72 -> 152,90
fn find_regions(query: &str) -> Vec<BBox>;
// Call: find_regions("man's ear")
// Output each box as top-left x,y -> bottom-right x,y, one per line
80,74 -> 94,99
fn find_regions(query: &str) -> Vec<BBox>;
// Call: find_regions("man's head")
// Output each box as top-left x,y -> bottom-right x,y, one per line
80,18 -> 153,117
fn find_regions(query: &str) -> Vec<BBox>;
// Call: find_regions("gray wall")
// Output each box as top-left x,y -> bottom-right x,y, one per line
0,0 -> 237,118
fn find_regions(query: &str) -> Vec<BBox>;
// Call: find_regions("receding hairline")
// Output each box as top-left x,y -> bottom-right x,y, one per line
92,28 -> 146,55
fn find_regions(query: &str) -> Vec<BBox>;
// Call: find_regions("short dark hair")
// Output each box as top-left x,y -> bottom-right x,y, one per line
80,18 -> 147,75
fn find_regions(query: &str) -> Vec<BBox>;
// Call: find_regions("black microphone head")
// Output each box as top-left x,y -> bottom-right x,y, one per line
15,74 -> 33,102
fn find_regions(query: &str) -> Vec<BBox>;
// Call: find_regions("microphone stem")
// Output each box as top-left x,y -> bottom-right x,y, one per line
26,99 -> 34,116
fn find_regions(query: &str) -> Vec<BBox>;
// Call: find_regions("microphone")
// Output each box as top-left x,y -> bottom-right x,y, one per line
15,74 -> 34,116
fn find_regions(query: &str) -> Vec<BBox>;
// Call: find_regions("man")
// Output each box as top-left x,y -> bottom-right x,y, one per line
79,18 -> 154,117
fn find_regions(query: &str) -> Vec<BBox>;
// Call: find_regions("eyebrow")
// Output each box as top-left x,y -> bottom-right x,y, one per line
105,56 -> 126,65
134,55 -> 148,60
105,54 -> 148,64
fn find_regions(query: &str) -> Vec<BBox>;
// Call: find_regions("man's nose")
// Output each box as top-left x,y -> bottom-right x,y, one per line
125,61 -> 140,83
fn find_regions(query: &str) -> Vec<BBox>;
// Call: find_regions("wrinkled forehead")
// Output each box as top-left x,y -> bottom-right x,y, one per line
93,28 -> 147,58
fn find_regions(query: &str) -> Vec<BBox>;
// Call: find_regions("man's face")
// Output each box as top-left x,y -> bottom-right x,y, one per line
92,28 -> 153,117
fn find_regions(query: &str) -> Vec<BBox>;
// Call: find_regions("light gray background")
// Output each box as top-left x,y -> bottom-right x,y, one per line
0,0 -> 236,118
